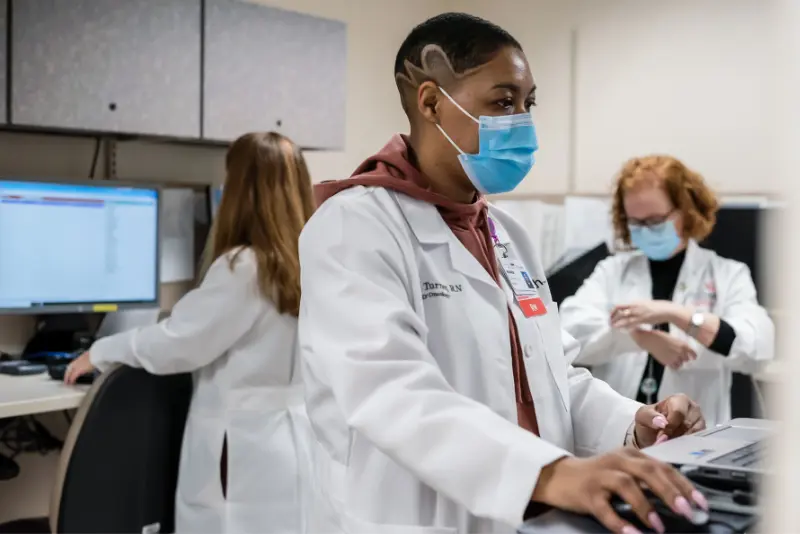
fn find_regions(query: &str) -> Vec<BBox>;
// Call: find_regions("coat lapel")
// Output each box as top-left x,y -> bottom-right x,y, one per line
672,240 -> 713,306
392,193 -> 502,292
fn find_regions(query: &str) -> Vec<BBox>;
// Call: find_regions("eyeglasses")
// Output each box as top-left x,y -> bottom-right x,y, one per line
627,209 -> 676,230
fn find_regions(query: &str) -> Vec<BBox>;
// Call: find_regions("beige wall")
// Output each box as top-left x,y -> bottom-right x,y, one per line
766,0 -> 800,529
456,0 -> 781,196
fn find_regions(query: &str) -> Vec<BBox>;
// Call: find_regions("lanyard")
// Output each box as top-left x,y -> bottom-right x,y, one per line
488,217 -> 546,318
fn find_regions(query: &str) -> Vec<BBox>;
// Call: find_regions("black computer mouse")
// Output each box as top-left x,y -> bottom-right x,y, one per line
48,363 -> 98,385
610,492 -> 710,533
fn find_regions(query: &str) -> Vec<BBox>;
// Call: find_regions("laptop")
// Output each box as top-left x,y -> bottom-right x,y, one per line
644,418 -> 773,475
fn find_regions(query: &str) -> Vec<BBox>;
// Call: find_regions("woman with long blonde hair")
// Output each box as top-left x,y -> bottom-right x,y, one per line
65,132 -> 316,533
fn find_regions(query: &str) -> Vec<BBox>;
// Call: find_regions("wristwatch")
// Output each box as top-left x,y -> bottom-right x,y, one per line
687,311 -> 705,339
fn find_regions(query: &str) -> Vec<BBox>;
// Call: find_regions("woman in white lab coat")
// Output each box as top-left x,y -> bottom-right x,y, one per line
560,155 -> 774,427
298,13 -> 708,534
65,132 -> 316,534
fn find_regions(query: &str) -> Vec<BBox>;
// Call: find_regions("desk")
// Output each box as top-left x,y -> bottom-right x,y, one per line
0,375 -> 86,523
0,374 -> 87,419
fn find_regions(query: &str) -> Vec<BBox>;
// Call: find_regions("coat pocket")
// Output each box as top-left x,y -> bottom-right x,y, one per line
176,415 -> 226,507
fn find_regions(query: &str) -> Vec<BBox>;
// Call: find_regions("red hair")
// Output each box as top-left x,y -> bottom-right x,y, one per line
612,155 -> 719,248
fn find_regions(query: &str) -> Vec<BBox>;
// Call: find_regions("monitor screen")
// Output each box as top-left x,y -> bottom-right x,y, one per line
0,179 -> 160,314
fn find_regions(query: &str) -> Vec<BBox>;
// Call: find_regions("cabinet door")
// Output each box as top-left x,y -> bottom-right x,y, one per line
204,0 -> 346,149
11,0 -> 201,137
0,0 -> 7,124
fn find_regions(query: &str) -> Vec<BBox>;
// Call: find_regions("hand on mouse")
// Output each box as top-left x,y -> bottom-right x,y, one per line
531,448 -> 708,534
64,351 -> 95,385
634,394 -> 706,448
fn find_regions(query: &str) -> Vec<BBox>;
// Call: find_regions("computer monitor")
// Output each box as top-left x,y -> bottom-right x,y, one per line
0,178 -> 160,314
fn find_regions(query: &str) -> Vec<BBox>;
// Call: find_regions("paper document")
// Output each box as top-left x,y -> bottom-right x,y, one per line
194,190 -> 210,225
564,196 -> 613,251
161,189 -> 196,282
551,196 -> 614,272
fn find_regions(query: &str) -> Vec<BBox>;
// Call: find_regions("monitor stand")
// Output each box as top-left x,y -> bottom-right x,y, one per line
22,314 -> 103,358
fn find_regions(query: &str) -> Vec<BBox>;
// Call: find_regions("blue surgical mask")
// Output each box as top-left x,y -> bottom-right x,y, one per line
436,87 -> 538,195
629,220 -> 682,261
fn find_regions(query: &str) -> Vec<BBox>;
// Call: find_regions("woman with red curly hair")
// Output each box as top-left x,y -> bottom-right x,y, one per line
561,155 -> 774,426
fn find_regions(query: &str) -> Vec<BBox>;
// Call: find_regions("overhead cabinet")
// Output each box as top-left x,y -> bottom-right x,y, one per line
4,0 -> 346,148
10,0 -> 202,138
203,0 -> 347,149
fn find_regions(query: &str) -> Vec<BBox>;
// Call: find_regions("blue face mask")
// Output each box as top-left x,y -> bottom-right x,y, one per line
436,88 -> 538,195
629,220 -> 682,261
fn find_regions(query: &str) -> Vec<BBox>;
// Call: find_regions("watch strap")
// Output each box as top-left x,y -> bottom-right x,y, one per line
687,312 -> 703,338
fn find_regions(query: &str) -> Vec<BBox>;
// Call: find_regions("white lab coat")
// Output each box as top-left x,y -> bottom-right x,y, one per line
560,240 -> 774,427
297,187 -> 642,534
90,248 -> 312,534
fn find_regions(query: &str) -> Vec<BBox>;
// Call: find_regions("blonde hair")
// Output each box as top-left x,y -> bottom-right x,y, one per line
611,155 -> 719,248
201,132 -> 315,316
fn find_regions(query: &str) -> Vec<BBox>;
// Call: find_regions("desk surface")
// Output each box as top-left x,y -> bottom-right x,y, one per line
0,374 -> 87,419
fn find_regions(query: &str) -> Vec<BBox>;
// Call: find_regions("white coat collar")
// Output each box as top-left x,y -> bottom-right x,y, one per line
673,240 -> 715,298
682,239 -> 713,276
624,239 -> 714,299
391,192 -> 501,290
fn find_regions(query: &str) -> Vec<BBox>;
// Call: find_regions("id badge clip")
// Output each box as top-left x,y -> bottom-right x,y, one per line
488,218 -> 546,318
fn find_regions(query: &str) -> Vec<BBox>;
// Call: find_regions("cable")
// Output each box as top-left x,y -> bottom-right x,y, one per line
0,416 -> 63,459
63,411 -> 73,426
89,136 -> 102,179
0,451 -> 20,481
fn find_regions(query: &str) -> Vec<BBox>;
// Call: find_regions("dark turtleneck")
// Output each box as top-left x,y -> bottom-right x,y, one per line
635,249 -> 736,404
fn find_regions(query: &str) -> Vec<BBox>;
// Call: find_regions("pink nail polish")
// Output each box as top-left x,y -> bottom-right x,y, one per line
621,526 -> 642,534
674,496 -> 693,520
692,490 -> 709,511
652,416 -> 668,429
648,512 -> 665,533
655,434 -> 669,445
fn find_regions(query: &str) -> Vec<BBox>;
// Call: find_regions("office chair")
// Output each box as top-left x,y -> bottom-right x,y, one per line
0,365 -> 192,534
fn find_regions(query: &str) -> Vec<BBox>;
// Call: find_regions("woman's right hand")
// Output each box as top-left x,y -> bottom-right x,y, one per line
64,351 -> 95,385
630,330 -> 696,370
531,449 -> 707,534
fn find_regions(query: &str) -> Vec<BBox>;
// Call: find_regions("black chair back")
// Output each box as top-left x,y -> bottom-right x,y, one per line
51,365 -> 192,533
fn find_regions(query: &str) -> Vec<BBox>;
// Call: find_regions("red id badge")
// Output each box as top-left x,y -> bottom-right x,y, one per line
518,296 -> 546,318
